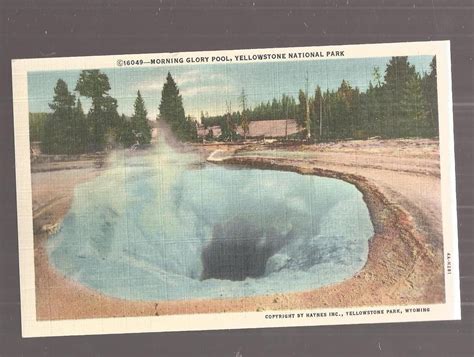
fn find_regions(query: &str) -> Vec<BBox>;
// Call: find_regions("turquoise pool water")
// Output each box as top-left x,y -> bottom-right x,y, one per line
47,142 -> 374,301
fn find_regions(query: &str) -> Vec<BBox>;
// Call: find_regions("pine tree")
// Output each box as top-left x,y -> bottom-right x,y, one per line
220,113 -> 237,141
41,79 -> 76,154
373,66 -> 382,87
422,56 -> 439,136
159,72 -> 185,124
158,72 -> 196,141
297,90 -> 307,130
73,98 -> 88,153
334,80 -> 354,138
365,81 -> 378,135
382,57 -> 418,137
118,114 -> 136,147
400,74 -> 428,137
49,79 -> 75,113
312,86 -> 323,139
75,70 -> 111,111
131,90 -> 151,144
75,70 -> 114,150
29,112 -> 49,142
384,57 -> 418,97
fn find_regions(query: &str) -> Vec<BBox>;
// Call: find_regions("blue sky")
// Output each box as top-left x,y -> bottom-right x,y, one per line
28,55 -> 433,121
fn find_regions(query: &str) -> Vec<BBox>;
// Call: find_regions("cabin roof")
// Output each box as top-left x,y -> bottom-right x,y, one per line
238,119 -> 301,137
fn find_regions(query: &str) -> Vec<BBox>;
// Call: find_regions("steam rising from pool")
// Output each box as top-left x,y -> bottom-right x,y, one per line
47,135 -> 374,301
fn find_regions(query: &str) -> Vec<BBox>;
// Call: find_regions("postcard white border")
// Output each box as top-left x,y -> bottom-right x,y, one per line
12,40 -> 460,338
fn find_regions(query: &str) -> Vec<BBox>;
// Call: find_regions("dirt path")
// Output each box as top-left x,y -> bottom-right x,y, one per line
32,138 -> 445,320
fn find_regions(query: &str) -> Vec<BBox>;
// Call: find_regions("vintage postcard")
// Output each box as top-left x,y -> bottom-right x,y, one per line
12,41 -> 460,337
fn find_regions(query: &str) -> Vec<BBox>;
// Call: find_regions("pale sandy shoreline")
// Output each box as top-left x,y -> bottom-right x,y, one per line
32,138 -> 444,320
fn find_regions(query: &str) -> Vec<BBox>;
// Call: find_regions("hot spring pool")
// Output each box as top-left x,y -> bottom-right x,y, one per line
47,148 -> 374,301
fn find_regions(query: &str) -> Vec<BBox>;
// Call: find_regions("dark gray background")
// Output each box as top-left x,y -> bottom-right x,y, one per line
0,1 -> 472,355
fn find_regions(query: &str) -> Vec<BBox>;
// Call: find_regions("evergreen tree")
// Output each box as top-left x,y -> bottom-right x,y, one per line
75,70 -> 111,111
281,94 -> 296,120
75,70 -> 115,150
400,74 -> 428,136
336,80 -> 354,138
75,98 -> 84,119
101,96 -> 121,148
131,90 -> 151,144
184,116 -> 198,142
312,86 -> 323,139
422,56 -> 439,136
297,90 -> 307,129
373,66 -> 382,87
73,98 -> 89,152
29,113 -> 49,142
49,79 -> 75,113
364,82 -> 378,135
323,89 -> 333,138
159,72 -> 185,124
220,113 -> 238,141
158,72 -> 196,141
118,114 -> 136,147
41,79 -> 76,154
382,57 -> 418,137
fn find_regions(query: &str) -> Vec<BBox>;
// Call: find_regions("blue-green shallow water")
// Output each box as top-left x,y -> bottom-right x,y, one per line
47,145 -> 374,301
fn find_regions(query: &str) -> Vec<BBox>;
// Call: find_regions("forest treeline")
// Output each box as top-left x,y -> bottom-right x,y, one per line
30,56 -> 438,154
202,56 -> 438,140
31,70 -> 152,154
30,70 -> 198,154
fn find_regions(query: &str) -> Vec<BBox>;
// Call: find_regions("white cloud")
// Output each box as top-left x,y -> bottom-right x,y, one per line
174,69 -> 201,86
174,70 -> 226,87
180,84 -> 235,97
136,70 -> 228,94
138,82 -> 163,92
